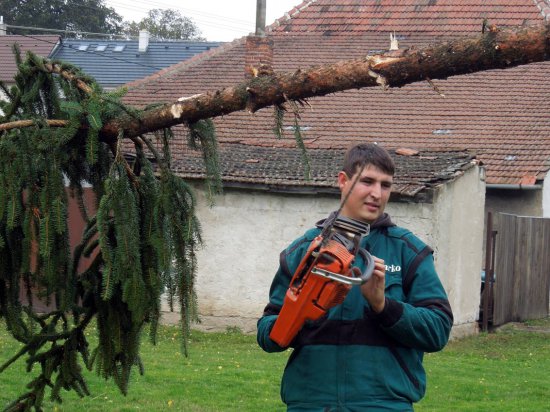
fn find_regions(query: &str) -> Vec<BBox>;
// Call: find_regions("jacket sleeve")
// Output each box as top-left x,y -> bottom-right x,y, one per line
256,266 -> 290,352
257,250 -> 296,352
370,250 -> 453,353
257,235 -> 312,353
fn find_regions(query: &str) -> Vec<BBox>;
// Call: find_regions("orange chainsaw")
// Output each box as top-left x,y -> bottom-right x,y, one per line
269,215 -> 375,348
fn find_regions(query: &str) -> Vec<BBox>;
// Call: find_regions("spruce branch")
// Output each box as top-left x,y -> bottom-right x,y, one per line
43,61 -> 94,95
106,135 -> 139,188
138,133 -> 170,174
0,119 -> 69,132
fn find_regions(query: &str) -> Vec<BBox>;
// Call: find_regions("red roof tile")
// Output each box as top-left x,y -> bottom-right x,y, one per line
268,0 -> 547,36
123,0 -> 550,187
0,35 -> 60,83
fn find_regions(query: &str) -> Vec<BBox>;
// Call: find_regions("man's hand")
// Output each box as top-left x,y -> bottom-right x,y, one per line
360,256 -> 386,313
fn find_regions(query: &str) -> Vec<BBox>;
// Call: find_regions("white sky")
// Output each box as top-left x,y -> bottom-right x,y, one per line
105,0 -> 301,42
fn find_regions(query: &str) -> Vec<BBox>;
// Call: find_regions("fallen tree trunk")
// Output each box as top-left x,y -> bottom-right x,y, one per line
100,23 -> 550,140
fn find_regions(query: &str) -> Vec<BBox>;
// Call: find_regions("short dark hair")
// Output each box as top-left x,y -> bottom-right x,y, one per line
342,143 -> 395,177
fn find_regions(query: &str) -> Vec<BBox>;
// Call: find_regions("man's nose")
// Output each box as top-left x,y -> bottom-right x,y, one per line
370,183 -> 382,199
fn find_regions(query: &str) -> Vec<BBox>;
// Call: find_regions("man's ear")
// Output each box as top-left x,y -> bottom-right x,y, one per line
337,171 -> 349,191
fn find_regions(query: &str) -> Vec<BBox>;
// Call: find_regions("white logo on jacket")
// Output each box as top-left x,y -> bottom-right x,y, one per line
385,264 -> 402,273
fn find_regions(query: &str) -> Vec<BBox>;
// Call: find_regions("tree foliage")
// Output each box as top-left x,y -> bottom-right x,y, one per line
0,47 -> 220,411
122,9 -> 205,41
0,0 -> 123,36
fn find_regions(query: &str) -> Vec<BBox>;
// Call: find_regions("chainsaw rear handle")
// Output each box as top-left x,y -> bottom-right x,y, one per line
310,247 -> 375,286
355,248 -> 375,284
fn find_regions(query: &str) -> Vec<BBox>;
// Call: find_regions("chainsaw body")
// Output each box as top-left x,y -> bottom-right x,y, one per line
269,216 -> 375,348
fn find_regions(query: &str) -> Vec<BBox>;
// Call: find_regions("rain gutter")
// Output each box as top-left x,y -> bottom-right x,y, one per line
486,184 -> 541,190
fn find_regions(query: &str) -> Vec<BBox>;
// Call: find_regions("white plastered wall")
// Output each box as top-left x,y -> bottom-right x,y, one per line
163,165 -> 485,338
162,190 -> 339,331
430,165 -> 486,337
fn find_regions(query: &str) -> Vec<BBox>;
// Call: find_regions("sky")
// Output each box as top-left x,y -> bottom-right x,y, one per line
105,0 -> 301,42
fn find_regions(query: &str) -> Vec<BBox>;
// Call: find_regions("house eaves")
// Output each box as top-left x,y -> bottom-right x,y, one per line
168,144 -> 477,203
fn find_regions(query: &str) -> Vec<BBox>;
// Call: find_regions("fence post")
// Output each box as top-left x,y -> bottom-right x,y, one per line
482,212 -> 495,332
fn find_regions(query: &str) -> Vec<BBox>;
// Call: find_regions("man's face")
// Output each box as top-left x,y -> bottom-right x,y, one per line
337,164 -> 393,224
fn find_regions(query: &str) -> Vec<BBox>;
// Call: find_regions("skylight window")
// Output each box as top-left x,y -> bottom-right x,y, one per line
77,45 -> 89,51
433,129 -> 453,135
284,125 -> 312,132
95,45 -> 107,52
113,45 -> 125,52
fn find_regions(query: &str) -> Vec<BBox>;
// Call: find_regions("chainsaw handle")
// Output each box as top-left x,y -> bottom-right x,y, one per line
354,247 -> 375,284
310,247 -> 375,286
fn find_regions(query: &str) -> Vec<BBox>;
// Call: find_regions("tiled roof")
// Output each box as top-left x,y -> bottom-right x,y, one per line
122,0 -> 550,188
170,144 -> 476,200
50,39 -> 223,88
269,0 -> 548,35
0,35 -> 60,83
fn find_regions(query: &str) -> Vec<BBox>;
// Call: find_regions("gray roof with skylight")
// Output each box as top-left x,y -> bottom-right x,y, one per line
51,38 -> 223,88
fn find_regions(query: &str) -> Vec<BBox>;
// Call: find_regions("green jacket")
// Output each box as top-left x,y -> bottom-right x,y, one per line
257,213 -> 453,411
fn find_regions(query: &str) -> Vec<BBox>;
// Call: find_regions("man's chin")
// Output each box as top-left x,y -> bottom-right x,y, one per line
359,211 -> 380,224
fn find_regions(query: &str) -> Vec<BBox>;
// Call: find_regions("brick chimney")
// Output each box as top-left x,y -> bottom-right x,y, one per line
0,16 -> 6,36
138,30 -> 150,53
245,36 -> 274,79
245,0 -> 273,79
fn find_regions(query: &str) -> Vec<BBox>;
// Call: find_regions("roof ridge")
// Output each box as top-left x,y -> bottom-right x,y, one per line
266,0 -> 317,34
533,0 -> 550,21
124,38 -> 241,91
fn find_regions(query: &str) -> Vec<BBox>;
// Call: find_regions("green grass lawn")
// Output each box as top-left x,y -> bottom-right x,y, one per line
417,319 -> 550,412
1,318 -> 550,411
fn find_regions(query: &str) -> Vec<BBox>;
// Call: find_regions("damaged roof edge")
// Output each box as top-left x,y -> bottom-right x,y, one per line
177,175 -> 437,203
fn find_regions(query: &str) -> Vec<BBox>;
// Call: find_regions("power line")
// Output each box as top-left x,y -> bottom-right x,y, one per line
104,0 -> 255,37
5,24 -> 130,39
2,1 -> 262,41
106,0 -> 253,26
1,3 -> 254,41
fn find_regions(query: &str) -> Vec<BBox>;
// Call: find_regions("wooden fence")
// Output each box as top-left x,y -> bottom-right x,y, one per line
489,213 -> 550,326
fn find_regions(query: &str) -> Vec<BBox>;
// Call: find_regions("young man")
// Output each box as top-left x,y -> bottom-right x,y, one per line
257,143 -> 453,411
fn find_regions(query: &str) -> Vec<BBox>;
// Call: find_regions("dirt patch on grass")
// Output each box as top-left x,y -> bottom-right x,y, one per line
496,319 -> 550,333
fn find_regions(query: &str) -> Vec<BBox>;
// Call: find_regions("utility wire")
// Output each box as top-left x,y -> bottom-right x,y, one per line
4,24 -> 130,39
2,1 -> 264,40
106,0 -> 253,26
3,11 -> 250,40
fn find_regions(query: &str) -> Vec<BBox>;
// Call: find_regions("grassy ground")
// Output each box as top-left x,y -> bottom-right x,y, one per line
417,319 -> 550,411
1,318 -> 550,411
